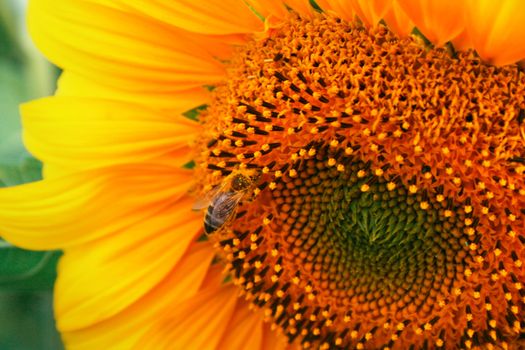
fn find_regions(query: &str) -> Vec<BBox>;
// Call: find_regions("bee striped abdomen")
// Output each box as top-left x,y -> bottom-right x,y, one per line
204,191 -> 240,234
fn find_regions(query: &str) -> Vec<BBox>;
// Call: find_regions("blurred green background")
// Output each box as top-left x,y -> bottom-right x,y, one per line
0,0 -> 63,349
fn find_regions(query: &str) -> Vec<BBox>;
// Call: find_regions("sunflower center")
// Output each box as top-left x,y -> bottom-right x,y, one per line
195,14 -> 525,349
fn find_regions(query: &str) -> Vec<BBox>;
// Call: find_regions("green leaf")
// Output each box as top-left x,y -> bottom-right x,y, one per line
0,242 -> 61,291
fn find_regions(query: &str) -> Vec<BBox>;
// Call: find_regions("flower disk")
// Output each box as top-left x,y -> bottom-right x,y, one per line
196,15 -> 525,349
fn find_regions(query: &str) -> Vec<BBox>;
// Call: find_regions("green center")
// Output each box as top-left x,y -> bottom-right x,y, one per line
272,145 -> 472,316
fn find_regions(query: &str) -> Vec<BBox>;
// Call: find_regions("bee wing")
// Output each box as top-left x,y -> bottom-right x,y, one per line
213,191 -> 245,218
192,181 -> 229,211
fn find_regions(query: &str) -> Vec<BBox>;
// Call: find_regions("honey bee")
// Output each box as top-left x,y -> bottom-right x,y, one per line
193,170 -> 259,234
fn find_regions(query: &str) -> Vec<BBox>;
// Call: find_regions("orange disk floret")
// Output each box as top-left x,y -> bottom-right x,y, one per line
194,14 -> 525,349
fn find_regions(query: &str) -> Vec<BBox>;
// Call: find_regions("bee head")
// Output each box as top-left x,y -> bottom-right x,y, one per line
230,169 -> 261,191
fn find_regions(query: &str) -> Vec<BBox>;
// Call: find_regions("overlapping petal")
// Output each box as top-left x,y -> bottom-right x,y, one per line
28,0 -> 226,92
249,0 -> 313,20
216,303 -> 265,350
114,0 -> 264,35
397,0 -> 465,46
21,97 -> 200,172
56,72 -> 211,117
464,0 -> 525,65
0,164 -> 194,250
59,242 -> 215,349
382,0 -> 413,37
55,195 -> 201,331
314,0 -> 354,22
350,0 -> 392,27
136,284 -> 239,349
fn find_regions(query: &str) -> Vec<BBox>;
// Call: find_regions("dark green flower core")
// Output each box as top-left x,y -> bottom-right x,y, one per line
195,14 -> 525,349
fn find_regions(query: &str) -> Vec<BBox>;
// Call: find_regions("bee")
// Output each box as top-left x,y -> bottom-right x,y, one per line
193,170 -> 259,234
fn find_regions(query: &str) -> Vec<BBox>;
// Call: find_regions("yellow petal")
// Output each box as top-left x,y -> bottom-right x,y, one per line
60,242 -> 215,350
56,209 -> 203,331
0,164 -> 194,250
28,0 -> 225,92
248,0 -> 289,19
350,0 -> 392,27
382,0 -> 414,37
285,0 -> 315,17
21,97 -> 200,172
249,0 -> 313,20
217,301 -> 264,350
314,0 -> 355,22
57,72 -> 211,117
397,0 -> 465,46
116,0 -> 264,35
465,0 -> 525,65
261,323 -> 290,350
134,284 -> 239,350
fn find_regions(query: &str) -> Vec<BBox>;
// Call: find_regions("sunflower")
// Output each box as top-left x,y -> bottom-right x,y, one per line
1,0 -> 525,349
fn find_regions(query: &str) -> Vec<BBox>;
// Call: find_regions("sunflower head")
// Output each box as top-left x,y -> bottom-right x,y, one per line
2,1 -> 525,349
194,13 -> 525,349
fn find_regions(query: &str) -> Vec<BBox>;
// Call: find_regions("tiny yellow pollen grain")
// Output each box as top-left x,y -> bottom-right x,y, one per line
436,194 -> 444,202
395,155 -> 404,163
327,158 -> 337,167
360,184 -> 370,192
409,185 -> 418,194
387,182 -> 396,191
374,168 -> 384,176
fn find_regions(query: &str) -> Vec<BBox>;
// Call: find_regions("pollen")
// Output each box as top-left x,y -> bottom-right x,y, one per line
194,14 -> 525,350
